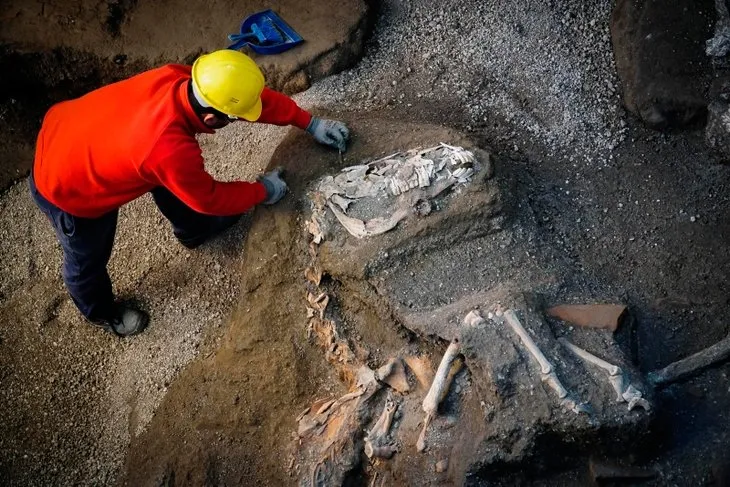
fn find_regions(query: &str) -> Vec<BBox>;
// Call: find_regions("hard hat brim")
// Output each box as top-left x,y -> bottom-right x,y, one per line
237,97 -> 262,122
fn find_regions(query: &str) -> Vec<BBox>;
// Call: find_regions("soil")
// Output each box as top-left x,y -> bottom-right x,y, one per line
1,0 -> 730,485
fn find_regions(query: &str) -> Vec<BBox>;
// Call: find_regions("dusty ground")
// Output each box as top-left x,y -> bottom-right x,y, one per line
1,0 -> 730,485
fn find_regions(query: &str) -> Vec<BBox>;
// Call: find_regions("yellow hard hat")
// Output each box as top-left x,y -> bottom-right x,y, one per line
191,50 -> 265,121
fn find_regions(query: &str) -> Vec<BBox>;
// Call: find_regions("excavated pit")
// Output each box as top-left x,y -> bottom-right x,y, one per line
124,116 -> 657,485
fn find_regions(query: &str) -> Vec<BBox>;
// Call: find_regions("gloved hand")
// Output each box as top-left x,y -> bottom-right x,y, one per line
306,117 -> 350,152
257,168 -> 288,205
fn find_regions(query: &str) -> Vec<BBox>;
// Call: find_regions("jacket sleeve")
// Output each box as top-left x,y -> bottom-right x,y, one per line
256,87 -> 312,129
142,130 -> 268,216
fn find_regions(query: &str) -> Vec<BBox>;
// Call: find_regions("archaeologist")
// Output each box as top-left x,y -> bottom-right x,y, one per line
29,49 -> 349,338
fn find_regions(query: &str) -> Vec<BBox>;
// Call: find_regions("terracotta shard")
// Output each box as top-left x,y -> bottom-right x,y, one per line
546,304 -> 628,332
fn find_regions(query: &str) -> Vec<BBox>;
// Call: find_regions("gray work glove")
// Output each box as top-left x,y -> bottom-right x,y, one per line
306,117 -> 350,152
257,168 -> 288,205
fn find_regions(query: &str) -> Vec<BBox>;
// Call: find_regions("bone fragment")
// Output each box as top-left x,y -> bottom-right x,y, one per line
648,334 -> 730,387
327,201 -> 408,239
330,194 -> 354,213
464,309 -> 486,327
306,217 -> 324,244
376,358 -> 410,393
623,385 -> 651,411
419,340 -> 461,452
368,391 -> 397,441
404,355 -> 434,391
364,439 -> 397,459
316,400 -> 336,415
501,309 -> 587,414
304,265 -> 322,286
416,414 -> 433,453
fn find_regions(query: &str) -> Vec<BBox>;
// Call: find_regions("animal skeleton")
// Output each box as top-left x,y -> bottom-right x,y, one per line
560,339 -> 651,412
495,308 -> 589,414
309,143 -> 480,240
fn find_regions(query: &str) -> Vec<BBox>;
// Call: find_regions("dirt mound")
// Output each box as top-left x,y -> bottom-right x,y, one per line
0,0 -> 375,191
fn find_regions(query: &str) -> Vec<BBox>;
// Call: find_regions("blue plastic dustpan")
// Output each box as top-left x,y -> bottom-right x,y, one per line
227,9 -> 304,55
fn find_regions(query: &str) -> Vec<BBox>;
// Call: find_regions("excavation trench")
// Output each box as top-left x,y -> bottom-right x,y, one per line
125,115 -> 657,485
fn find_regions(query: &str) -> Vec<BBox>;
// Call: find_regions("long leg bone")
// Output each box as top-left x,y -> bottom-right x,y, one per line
499,309 -> 588,414
560,339 -> 651,412
560,338 -> 625,401
418,339 -> 461,452
648,334 -> 730,387
368,391 -> 397,441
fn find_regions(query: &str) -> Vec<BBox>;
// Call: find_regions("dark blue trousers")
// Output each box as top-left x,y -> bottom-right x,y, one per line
29,173 -> 218,322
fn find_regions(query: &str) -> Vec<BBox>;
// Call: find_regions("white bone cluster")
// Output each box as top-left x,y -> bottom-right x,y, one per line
308,143 -> 479,240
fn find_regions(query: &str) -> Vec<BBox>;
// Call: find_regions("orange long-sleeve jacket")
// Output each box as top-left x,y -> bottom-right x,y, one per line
33,64 -> 312,218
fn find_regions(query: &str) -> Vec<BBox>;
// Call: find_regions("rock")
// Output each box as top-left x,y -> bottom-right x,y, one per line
707,0 -> 730,57
610,0 -> 714,129
589,457 -> 656,482
705,77 -> 730,162
435,459 -> 449,473
546,304 -> 628,332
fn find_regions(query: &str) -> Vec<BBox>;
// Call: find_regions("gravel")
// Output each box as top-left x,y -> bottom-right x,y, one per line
0,121 -> 290,485
298,0 -> 626,162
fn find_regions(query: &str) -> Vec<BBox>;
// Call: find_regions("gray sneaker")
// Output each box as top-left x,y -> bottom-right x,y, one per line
92,305 -> 149,337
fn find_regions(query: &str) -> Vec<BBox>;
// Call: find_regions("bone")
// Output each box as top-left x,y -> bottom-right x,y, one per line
376,358 -> 410,393
364,439 -> 397,459
559,339 -> 621,376
648,334 -> 730,387
368,392 -> 397,441
623,385 -> 651,412
439,357 -> 464,403
502,309 -> 553,375
404,355 -> 435,391
422,340 -> 461,417
560,338 -> 626,401
500,309 -> 587,414
327,201 -> 408,239
416,414 -> 433,453
330,194 -> 354,213
418,339 -> 461,451
560,339 -> 650,411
